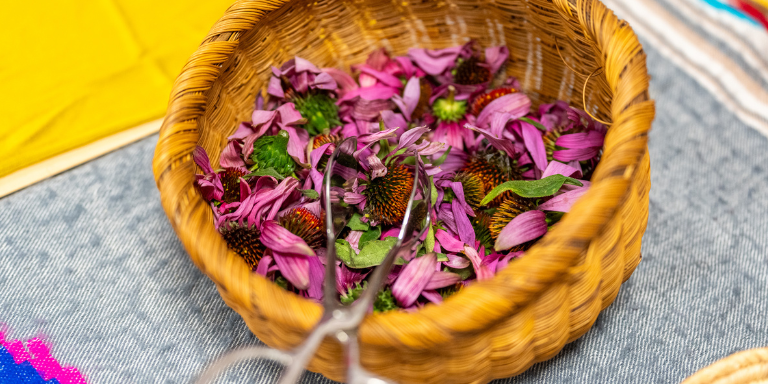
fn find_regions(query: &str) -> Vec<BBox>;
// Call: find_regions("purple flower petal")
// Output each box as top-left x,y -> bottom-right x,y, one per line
306,256 -> 325,300
380,110 -> 408,136
322,68 -> 359,97
453,199 -> 476,247
537,186 -> 589,212
268,76 -> 284,98
312,72 -> 337,90
358,65 -> 403,88
396,125 -> 430,152
193,146 -> 215,175
294,56 -> 321,73
394,56 -> 420,78
437,204 -> 458,234
465,123 -> 517,158
259,220 -> 315,257
229,122 -> 255,140
476,93 -> 531,128
407,46 -> 462,76
282,126 -> 310,165
336,264 -> 368,294
541,161 -> 580,179
484,46 -> 509,74
555,131 -> 605,149
435,229 -> 464,253
495,251 -> 523,272
275,102 -> 304,125
463,245 -> 493,280
553,147 -> 601,162
252,109 -> 278,129
448,181 -> 475,216
392,77 -> 420,120
424,270 -> 461,290
392,253 -> 438,307
358,126 -> 399,145
421,290 -> 443,304
220,140 -> 246,169
521,122 -> 547,171
255,255 -> 273,275
273,251 -> 310,290
494,210 -> 548,251
444,253 -> 470,269
367,154 -> 387,179
337,84 -> 399,103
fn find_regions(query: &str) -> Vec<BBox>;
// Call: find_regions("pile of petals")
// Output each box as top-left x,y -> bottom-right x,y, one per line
194,41 -> 605,312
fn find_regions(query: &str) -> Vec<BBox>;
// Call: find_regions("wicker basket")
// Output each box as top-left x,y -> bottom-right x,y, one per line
152,0 -> 654,382
684,347 -> 768,384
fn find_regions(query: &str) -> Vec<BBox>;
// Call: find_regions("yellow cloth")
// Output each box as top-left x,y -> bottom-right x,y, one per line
0,0 -> 234,177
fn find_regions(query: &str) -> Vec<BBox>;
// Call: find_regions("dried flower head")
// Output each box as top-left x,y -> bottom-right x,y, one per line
471,211 -> 494,250
220,223 -> 266,270
489,195 -> 537,244
452,172 -> 485,209
471,87 -> 518,115
278,207 -> 325,249
453,56 -> 491,85
311,133 -> 343,150
364,163 -> 414,225
219,168 -> 247,204
461,151 -> 522,206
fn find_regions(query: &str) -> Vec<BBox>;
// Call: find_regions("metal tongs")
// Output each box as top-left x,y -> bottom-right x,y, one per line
196,137 -> 431,384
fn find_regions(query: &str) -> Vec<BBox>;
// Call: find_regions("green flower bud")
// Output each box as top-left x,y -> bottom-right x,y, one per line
250,130 -> 296,177
294,93 -> 341,135
432,97 -> 467,122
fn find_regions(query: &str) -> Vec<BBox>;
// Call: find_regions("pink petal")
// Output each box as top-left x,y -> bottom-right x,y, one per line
282,126 -> 310,164
312,71 -> 338,90
392,253 -> 438,307
310,143 -> 332,168
476,93 -> 531,128
337,84 -> 399,103
273,251 -> 310,290
260,220 -> 314,257
537,186 -> 589,212
252,109 -> 278,128
307,256 -> 325,300
407,46 -> 462,75
256,255 -> 273,275
542,161 -> 580,179
452,199 -> 476,247
276,102 -> 304,125
268,76 -> 284,98
495,210 -> 548,251
424,270 -> 461,290
444,253 -> 470,269
435,229 -> 464,253
496,251 -> 524,272
394,56 -> 420,78
465,123 -> 517,158
336,264 -> 368,294
392,76 -> 420,120
484,46 -> 509,74
294,56 -> 322,73
366,48 -> 390,70
380,110 -> 408,136
229,121 -> 256,140
463,245 -> 493,280
521,122 -> 548,171
555,131 -> 605,149
421,290 -> 443,304
396,125 -> 430,151
322,68 -> 359,97
358,65 -> 403,88
553,147 -> 601,162
193,146 -> 215,175
358,126 -> 399,145
367,154 -> 388,179
448,181 -> 475,216
220,140 -> 246,169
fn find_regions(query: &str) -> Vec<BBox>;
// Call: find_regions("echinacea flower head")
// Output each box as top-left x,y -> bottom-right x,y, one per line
432,87 -> 467,122
363,162 -> 414,225
452,56 -> 491,85
219,222 -> 266,270
311,133 -> 343,150
293,93 -> 341,135
471,87 -> 518,115
471,211 -> 495,250
494,210 -> 548,252
278,207 -> 326,249
250,130 -> 297,177
460,150 -> 523,206
446,172 -> 485,209
220,168 -> 247,204
489,195 -> 537,244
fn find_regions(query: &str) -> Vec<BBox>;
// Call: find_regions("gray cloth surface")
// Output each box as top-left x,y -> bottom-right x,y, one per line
2,44 -> 768,383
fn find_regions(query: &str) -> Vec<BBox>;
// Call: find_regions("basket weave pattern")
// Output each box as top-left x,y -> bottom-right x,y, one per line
152,0 -> 654,382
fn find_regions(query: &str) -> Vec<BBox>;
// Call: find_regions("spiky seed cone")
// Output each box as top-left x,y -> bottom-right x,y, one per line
489,196 -> 538,252
311,133 -> 343,150
220,224 -> 265,270
453,172 -> 485,209
411,78 -> 433,120
472,211 -> 495,250
251,131 -> 296,177
220,168 -> 247,204
278,207 -> 325,249
294,93 -> 341,135
364,163 -> 414,225
471,87 -> 518,115
454,56 -> 491,85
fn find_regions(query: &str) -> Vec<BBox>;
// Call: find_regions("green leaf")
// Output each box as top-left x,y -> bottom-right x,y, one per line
358,226 -> 381,249
518,117 -> 548,132
334,239 -> 357,267
480,175 -> 583,205
425,225 -> 436,253
245,167 -> 286,180
300,189 -> 320,200
435,253 -> 449,262
373,288 -> 399,312
340,282 -> 365,305
445,265 -> 474,280
431,146 -> 453,166
429,176 -> 438,206
347,213 -> 370,231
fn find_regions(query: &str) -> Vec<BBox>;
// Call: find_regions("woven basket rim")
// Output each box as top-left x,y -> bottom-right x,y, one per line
683,347 -> 768,384
153,0 -> 654,349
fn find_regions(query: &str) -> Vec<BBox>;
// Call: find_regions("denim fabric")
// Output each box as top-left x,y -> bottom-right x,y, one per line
1,45 -> 767,383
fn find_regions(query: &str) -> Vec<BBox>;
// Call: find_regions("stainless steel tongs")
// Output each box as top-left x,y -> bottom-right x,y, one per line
195,136 -> 432,384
